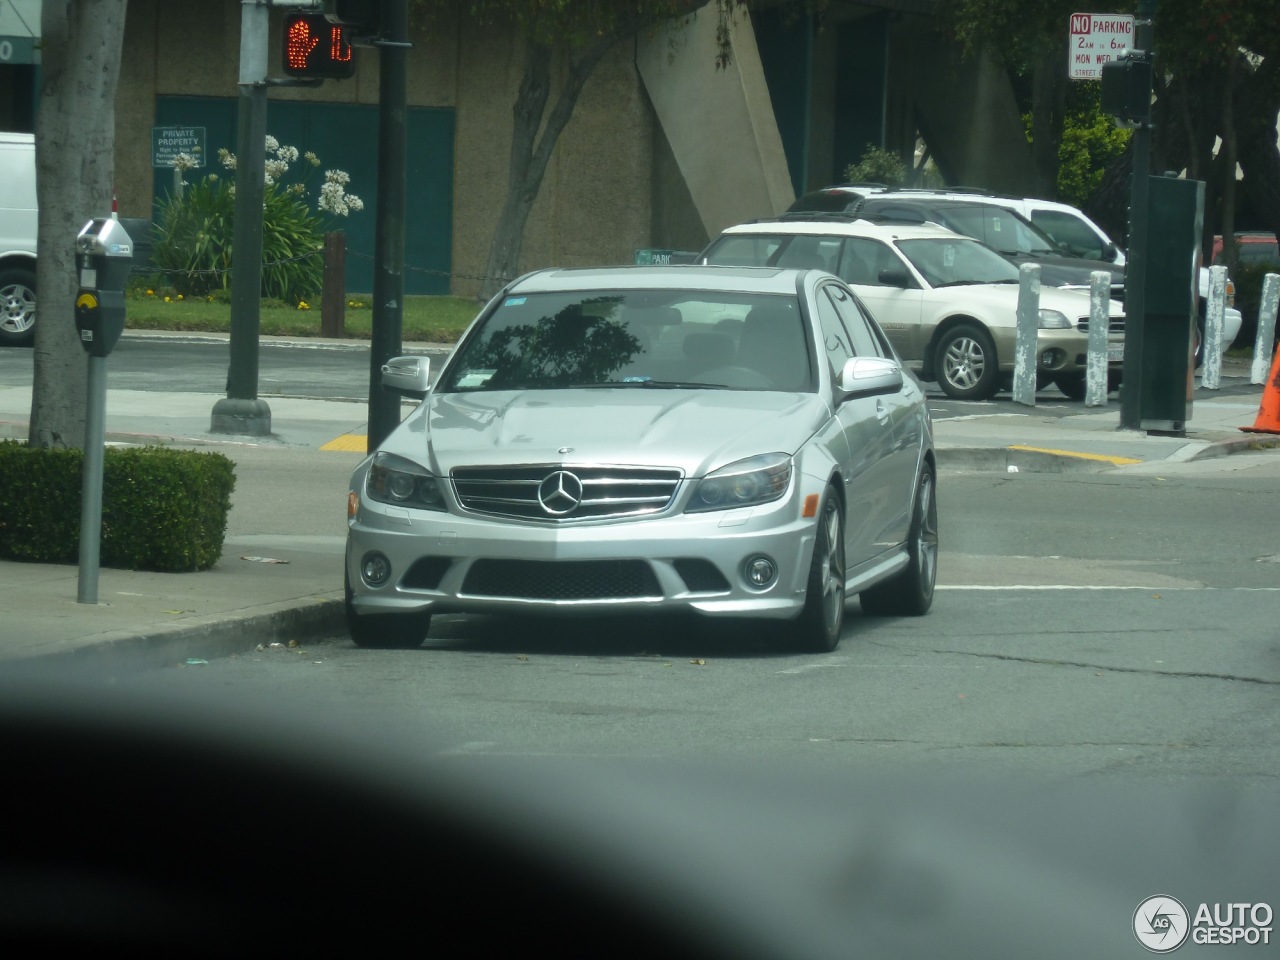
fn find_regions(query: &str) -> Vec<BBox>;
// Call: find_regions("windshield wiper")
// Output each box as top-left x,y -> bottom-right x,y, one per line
571,379 -> 730,389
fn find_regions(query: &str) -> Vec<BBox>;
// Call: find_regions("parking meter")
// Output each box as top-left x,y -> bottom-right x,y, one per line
74,218 -> 134,357
1139,175 -> 1203,435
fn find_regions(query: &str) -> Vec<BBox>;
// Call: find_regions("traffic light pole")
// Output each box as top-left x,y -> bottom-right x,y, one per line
367,0 -> 409,452
212,0 -> 273,436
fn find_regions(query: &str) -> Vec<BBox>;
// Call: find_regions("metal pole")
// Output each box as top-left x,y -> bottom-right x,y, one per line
1252,273 -> 1280,384
77,356 -> 107,604
1119,0 -> 1156,430
367,0 -> 409,452
212,0 -> 272,436
1086,271 -> 1111,406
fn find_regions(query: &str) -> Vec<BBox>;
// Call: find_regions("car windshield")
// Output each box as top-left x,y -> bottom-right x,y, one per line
437,289 -> 814,393
894,237 -> 1020,287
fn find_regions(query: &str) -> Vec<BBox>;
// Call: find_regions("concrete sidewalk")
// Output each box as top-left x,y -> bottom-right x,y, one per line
2,357 -> 1275,670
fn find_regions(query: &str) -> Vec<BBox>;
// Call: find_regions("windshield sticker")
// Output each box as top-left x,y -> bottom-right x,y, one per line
623,376 -> 652,383
503,296 -> 527,306
943,246 -> 956,267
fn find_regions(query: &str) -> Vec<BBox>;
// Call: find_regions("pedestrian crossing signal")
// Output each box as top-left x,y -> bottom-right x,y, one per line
282,13 -> 355,80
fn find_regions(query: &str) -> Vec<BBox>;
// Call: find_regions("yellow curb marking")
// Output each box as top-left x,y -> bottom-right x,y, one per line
1008,444 -> 1142,466
320,434 -> 368,452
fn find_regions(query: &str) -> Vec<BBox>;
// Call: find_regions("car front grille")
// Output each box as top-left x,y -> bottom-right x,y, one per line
450,465 -> 682,522
461,559 -> 662,600
1076,317 -> 1125,333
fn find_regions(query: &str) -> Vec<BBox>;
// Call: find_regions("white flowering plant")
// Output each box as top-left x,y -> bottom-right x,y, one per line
153,135 -> 363,304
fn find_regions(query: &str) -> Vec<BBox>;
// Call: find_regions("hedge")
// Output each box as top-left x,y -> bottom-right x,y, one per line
0,442 -> 236,572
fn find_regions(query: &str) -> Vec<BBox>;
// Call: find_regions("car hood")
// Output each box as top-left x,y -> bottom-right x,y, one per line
382,389 -> 831,478
1003,253 -> 1125,289
922,282 -> 1123,323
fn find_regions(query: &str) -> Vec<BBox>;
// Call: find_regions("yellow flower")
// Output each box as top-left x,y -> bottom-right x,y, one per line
297,301 -> 310,310
176,294 -> 184,301
164,296 -> 171,302
146,289 -> 154,296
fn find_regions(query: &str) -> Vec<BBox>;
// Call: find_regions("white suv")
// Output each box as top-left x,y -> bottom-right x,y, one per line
700,216 -> 1124,401
0,131 -> 37,346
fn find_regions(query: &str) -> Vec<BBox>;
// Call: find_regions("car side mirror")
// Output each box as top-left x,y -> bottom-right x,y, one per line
1101,242 -> 1119,262
838,356 -> 903,397
877,268 -> 912,288
381,355 -> 431,397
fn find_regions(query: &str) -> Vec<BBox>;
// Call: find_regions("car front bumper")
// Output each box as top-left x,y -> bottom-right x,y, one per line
346,488 -> 824,622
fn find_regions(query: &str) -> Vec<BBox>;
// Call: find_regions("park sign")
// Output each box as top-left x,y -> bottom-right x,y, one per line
1068,12 -> 1134,80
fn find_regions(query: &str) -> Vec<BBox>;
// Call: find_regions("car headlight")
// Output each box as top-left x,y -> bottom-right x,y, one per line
687,454 -> 791,513
366,452 -> 446,511
1037,309 -> 1072,329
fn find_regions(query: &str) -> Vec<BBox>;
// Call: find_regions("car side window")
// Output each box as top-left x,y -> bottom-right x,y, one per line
1030,210 -> 1106,260
825,284 -> 886,358
836,237 -> 896,287
815,287 -> 857,379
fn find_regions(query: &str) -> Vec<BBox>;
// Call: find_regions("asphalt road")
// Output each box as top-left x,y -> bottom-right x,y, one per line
112,459 -> 1280,783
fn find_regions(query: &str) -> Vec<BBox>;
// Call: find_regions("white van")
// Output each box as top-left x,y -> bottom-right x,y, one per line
0,131 -> 38,346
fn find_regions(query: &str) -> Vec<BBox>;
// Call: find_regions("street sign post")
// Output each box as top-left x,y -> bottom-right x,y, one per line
1068,12 -> 1135,80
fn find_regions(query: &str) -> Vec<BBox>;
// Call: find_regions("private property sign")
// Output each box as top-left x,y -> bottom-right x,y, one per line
1069,12 -> 1134,79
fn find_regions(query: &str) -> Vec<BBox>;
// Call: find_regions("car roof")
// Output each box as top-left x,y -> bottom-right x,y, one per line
719,216 -> 965,242
506,264 -> 808,296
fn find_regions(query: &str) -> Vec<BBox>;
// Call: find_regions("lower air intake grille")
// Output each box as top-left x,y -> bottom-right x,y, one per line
461,559 -> 662,600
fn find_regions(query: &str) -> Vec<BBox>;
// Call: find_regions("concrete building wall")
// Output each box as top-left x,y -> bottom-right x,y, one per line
112,0 -> 660,298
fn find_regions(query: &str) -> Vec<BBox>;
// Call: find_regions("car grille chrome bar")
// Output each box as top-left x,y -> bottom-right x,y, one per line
451,465 -> 683,522
1075,317 -> 1125,332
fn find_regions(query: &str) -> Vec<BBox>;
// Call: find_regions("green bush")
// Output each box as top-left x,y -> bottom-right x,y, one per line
0,443 -> 236,572
152,177 -> 324,304
1231,261 -> 1280,347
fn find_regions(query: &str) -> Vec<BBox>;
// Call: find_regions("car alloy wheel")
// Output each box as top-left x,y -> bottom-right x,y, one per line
0,267 -> 37,346
935,323 -> 999,400
859,461 -> 938,616
795,488 -> 845,652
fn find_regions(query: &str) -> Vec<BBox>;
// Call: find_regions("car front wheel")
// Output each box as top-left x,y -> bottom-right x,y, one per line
345,571 -> 431,649
935,323 -> 999,400
0,267 -> 37,346
794,488 -> 845,653
859,460 -> 938,617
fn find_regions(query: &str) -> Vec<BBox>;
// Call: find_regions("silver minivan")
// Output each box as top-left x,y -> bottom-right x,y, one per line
0,131 -> 37,346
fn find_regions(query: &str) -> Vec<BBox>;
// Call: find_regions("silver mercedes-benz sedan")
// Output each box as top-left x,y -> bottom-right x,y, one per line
344,265 -> 937,652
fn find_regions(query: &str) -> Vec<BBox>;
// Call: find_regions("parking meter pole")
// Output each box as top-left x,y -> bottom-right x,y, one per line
1119,1 -> 1156,431
1012,263 -> 1040,407
367,0 -> 409,452
212,0 -> 271,437
77,356 -> 107,604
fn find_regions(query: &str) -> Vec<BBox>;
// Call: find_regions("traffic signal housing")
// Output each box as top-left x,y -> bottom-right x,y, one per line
282,12 -> 356,80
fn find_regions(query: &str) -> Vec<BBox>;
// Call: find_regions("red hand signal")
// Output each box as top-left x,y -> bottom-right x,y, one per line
286,17 -> 320,72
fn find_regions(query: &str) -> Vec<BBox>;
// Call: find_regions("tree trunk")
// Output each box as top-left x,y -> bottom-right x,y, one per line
1028,47 -> 1067,198
29,0 -> 129,450
1237,54 -> 1280,241
477,31 -> 638,302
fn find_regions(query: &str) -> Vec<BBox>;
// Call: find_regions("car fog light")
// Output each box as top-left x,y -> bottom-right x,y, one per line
361,552 -> 392,587
744,556 -> 777,589
1038,348 -> 1066,369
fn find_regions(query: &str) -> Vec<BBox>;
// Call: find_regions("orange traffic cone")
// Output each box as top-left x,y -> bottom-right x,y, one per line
1241,341 -> 1280,434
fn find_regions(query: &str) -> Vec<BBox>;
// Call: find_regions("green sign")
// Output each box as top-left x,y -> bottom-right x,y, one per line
0,36 -> 38,64
151,126 -> 207,169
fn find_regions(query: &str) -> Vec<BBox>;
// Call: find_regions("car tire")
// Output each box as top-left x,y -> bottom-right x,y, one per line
1052,373 -> 1087,401
795,487 -> 845,653
859,460 -> 938,617
934,323 -> 1000,400
345,570 -> 431,649
0,266 -> 37,347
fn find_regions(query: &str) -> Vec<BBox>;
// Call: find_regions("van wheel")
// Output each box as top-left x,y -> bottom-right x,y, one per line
0,267 -> 36,347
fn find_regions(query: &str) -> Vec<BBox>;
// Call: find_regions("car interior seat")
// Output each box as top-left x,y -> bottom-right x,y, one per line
736,303 -> 809,389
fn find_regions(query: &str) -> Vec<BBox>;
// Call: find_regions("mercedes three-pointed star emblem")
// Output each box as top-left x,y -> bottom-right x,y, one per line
537,470 -> 584,516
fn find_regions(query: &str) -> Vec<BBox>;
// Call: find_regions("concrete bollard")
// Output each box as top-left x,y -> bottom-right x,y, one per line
1202,265 -> 1227,389
1252,273 -> 1279,385
1012,263 -> 1040,407
1086,271 -> 1111,406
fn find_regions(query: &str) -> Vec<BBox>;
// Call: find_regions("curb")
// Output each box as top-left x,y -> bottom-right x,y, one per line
937,446 -> 1139,473
10,594 -> 346,672
1189,433 -> 1280,460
